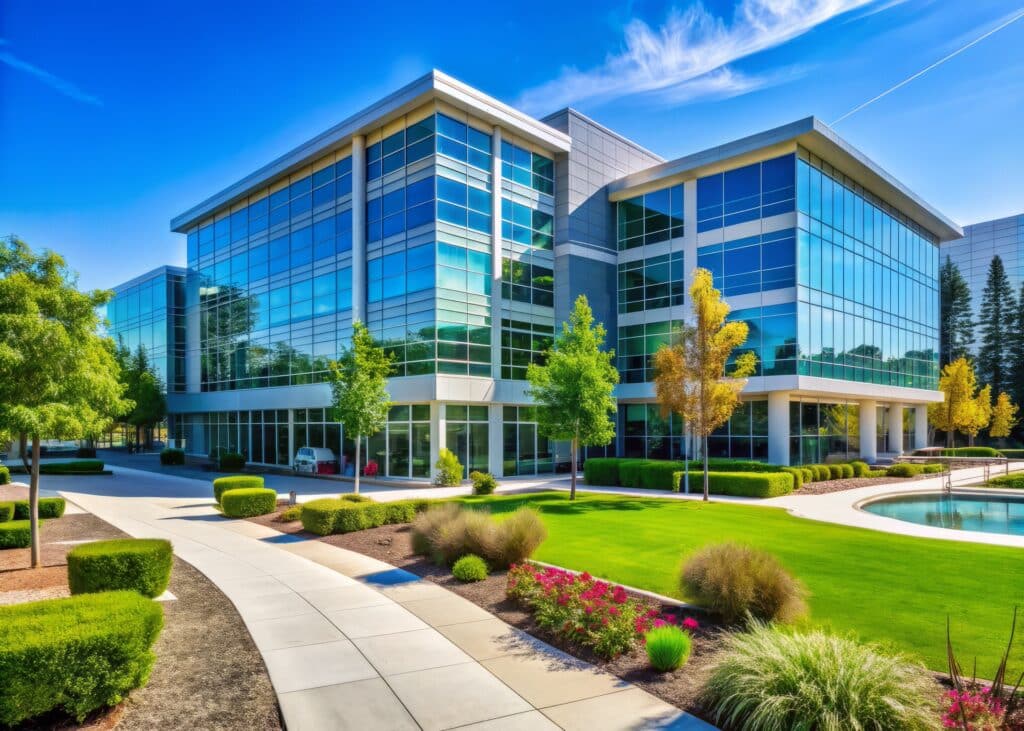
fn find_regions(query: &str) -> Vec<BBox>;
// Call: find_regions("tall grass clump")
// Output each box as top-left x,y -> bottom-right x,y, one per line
645,625 -> 692,672
411,504 -> 546,568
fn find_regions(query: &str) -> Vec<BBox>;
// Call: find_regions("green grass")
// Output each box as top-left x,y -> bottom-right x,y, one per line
458,491 -> 1024,676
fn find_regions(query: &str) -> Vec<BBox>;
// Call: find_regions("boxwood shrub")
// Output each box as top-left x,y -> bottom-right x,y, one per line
67,539 -> 173,598
837,464 -> 854,479
582,457 -> 620,486
159,448 -> 185,465
921,463 -> 945,474
639,461 -> 688,490
939,446 -> 1002,457
300,497 -> 426,536
213,475 -> 264,504
0,521 -> 31,549
779,467 -> 803,490
673,471 -> 794,498
0,591 -> 163,725
886,462 -> 923,478
848,460 -> 870,478
0,502 -> 12,522
800,468 -> 814,484
221,488 -> 277,518
809,465 -> 829,481
13,497 -> 66,520
617,459 -> 649,488
0,465 -> 9,485
218,452 -> 246,471
38,460 -> 104,474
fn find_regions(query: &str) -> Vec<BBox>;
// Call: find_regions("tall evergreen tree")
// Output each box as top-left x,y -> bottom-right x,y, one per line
938,256 -> 973,367
1009,282 -> 1024,425
976,255 -> 1015,395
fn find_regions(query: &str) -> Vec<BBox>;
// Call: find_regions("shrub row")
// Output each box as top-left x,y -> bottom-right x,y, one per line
38,460 -> 105,474
213,475 -> 264,504
0,591 -> 163,725
672,471 -> 794,498
886,462 -> 945,478
0,521 -> 31,549
412,504 -> 546,569
67,539 -> 173,598
987,474 -> 1024,489
0,502 -> 10,522
159,448 -> 185,465
0,465 -> 9,485
12,497 -> 66,520
300,496 -> 431,535
221,488 -> 277,518
936,447 -> 1002,458
584,457 -> 789,490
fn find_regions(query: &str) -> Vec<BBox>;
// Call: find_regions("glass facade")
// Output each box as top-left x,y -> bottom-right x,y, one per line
621,403 -> 683,459
708,400 -> 769,460
445,404 -> 489,477
502,406 -> 553,475
367,405 -> 431,478
728,303 -> 797,376
617,320 -> 684,384
617,252 -> 684,314
697,154 -> 795,232
616,183 -> 684,250
697,229 -> 796,296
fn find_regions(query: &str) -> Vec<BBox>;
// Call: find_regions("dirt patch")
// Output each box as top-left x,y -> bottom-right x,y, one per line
0,484 -> 29,501
0,513 -> 125,577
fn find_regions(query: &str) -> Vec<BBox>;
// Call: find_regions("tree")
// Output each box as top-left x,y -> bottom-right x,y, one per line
327,321 -> 392,494
939,256 -> 973,367
115,341 -> 166,450
928,358 -> 979,448
527,295 -> 618,500
653,268 -> 757,501
0,238 -> 130,567
989,392 -> 1019,440
976,255 -> 1015,395
1008,282 -> 1024,430
962,384 -> 991,447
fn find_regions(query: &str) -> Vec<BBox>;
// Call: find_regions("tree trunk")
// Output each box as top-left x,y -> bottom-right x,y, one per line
703,434 -> 710,502
570,436 -> 578,501
30,436 -> 41,569
19,433 -> 30,473
353,437 -> 361,495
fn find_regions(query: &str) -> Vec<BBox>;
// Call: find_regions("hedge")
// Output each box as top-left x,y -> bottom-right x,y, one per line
809,465 -> 830,481
0,521 -> 31,549
159,448 -> 185,465
617,459 -> 649,488
67,539 -> 173,598
584,457 -> 786,489
780,467 -> 803,490
0,502 -> 11,522
848,460 -> 870,478
39,460 -> 104,474
800,468 -> 814,484
928,447 -> 1003,458
1000,449 -> 1024,459
221,488 -> 277,518
0,465 -> 9,485
987,474 -> 1024,489
887,463 -> 923,478
582,457 -> 620,486
922,463 -> 945,474
218,452 -> 246,471
639,461 -> 688,490
13,497 -> 66,520
300,497 -> 428,536
0,591 -> 163,725
213,475 -> 264,504
673,471 -> 794,498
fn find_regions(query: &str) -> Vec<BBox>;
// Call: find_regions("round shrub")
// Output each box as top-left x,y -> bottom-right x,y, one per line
838,463 -> 854,479
887,463 -> 923,478
848,460 -> 870,478
276,504 -> 303,522
434,448 -> 463,486
213,475 -> 264,504
0,521 -> 31,549
0,591 -> 163,725
811,465 -> 830,481
645,624 -> 692,672
827,464 -> 843,479
800,468 -> 814,484
470,470 -> 498,495
681,543 -> 806,625
780,467 -> 803,491
704,622 -> 938,731
218,452 -> 246,471
452,554 -> 488,582
0,465 -> 9,485
13,497 -> 65,520
0,502 -> 12,522
921,463 -> 945,474
159,448 -> 185,465
301,498 -> 347,535
68,539 -> 173,598
221,488 -> 277,518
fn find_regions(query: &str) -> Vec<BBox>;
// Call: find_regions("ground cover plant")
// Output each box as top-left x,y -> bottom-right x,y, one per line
67,538 -> 173,597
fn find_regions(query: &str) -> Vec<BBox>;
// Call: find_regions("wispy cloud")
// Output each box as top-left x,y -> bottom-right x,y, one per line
517,0 -> 892,113
0,40 -> 101,106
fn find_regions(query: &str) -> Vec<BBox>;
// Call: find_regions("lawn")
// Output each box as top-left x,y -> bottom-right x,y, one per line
459,491 -> 1024,676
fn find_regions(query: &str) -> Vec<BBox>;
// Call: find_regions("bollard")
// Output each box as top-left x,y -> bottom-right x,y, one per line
288,490 -> 297,506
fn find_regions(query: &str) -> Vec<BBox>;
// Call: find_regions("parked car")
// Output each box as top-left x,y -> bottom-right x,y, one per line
292,447 -> 340,475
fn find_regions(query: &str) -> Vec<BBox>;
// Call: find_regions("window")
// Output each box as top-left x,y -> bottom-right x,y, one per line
501,141 -> 553,195
697,229 -> 796,296
617,252 -> 683,313
617,184 -> 683,249
502,257 -> 553,306
501,318 -> 553,380
617,320 -> 684,383
697,154 -> 795,232
501,198 -> 553,250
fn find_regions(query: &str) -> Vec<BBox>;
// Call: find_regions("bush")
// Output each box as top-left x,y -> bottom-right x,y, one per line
410,503 -> 461,556
922,463 -> 945,474
0,465 -> 9,485
810,465 -> 830,481
673,471 -> 794,498
704,622 -> 937,731
340,493 -> 372,503
412,505 -> 546,568
470,471 -> 497,495
221,488 -> 277,517
639,461 -> 687,490
276,504 -> 302,522
681,543 -> 806,624
987,474 -> 1024,489
837,463 -> 854,479
867,468 -> 888,478
0,591 -> 163,725
827,464 -> 843,479
213,475 -> 264,504
38,460 -> 104,474
645,624 -> 692,672
583,457 -> 620,486
218,452 -> 246,471
300,496 -> 420,535
941,447 -> 1002,457
434,448 -> 463,486
13,497 -> 66,520
0,521 -> 30,549
452,554 -> 488,582
887,463 -> 924,478
848,460 -> 870,477
780,467 -> 803,491
800,468 -> 814,484
67,539 -> 173,598
0,502 -> 11,522
76,447 -> 97,458
617,459 -> 648,488
491,507 -> 547,569
159,448 -> 185,465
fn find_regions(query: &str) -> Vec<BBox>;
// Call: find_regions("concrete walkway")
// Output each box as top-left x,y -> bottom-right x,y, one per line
58,468 -> 711,731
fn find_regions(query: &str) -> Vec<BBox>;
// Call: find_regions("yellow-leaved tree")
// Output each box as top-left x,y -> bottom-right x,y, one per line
653,268 -> 757,501
962,384 -> 992,446
989,391 -> 1019,439
928,357 -> 979,448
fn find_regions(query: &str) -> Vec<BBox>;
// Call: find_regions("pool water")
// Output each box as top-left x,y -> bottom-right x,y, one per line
863,492 -> 1024,536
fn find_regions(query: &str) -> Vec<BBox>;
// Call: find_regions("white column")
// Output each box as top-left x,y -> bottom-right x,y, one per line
488,404 -> 504,477
859,400 -> 877,463
490,126 -> 503,379
429,401 -> 446,481
350,135 -> 367,324
287,409 -> 295,468
915,406 -> 929,450
767,391 -> 790,466
888,404 -> 904,454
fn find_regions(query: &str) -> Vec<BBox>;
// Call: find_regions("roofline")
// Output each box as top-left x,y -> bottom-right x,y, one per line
608,116 -> 962,242
170,70 -> 572,233
111,265 -> 187,293
540,107 -> 665,163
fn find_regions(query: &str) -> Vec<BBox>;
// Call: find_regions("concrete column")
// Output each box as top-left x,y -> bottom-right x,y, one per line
429,401 -> 446,481
350,135 -> 367,324
767,391 -> 791,466
859,400 -> 877,463
488,404 -> 504,477
287,409 -> 295,467
915,406 -> 929,450
888,404 -> 904,454
490,126 -> 503,380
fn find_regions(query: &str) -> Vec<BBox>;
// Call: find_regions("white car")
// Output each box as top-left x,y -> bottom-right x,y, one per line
292,447 -> 340,475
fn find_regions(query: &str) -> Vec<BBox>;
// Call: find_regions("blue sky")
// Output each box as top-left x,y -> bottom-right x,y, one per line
1,0 -> 1021,291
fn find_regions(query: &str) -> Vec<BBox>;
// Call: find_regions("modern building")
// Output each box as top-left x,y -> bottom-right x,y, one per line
112,70 -> 963,475
939,212 -> 1024,322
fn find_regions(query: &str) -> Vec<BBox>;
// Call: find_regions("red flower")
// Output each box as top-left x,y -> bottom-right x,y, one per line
682,617 -> 699,630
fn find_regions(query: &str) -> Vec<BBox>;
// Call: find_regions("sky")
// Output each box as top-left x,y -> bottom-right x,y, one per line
1,0 -> 1022,291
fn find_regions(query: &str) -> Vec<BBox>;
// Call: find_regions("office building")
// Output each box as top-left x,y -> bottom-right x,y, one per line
939,212 -> 1024,323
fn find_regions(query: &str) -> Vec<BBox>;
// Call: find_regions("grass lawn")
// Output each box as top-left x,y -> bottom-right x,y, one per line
459,491 -> 1024,676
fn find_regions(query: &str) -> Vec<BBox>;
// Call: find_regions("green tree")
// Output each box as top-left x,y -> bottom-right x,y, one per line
653,269 -> 757,501
976,255 -> 1015,395
1008,282 -> 1024,433
115,341 -> 166,449
527,295 -> 618,500
0,238 -> 130,567
939,256 -> 973,367
327,321 -> 392,493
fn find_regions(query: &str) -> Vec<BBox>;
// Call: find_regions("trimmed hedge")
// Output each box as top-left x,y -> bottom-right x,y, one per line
617,459 -> 649,488
838,464 -> 854,479
67,539 -> 173,598
13,497 -> 66,520
0,521 -> 31,549
0,591 -> 163,725
300,497 -> 428,536
0,465 -> 9,485
221,488 -> 277,518
1000,449 -> 1024,459
867,468 -> 887,477
213,475 -> 264,504
582,457 -> 620,486
585,457 -> 787,489
800,468 -> 813,484
39,460 -> 104,474
887,463 -> 923,478
988,474 -> 1024,489
780,467 -> 803,490
219,452 -> 246,471
639,461 -> 688,490
827,464 -> 843,479
848,460 -> 870,478
0,502 -> 12,522
934,447 -> 1002,457
922,463 -> 945,474
809,465 -> 830,481
673,471 -> 794,498
159,448 -> 185,465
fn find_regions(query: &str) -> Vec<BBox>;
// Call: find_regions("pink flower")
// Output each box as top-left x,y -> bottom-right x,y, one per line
682,617 -> 699,630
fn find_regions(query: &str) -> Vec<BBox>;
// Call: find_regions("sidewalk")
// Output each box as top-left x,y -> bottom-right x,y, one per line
61,472 -> 712,730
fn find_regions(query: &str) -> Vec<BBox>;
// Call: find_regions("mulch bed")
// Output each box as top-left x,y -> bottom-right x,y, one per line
2,505 -> 282,730
797,472 -> 941,495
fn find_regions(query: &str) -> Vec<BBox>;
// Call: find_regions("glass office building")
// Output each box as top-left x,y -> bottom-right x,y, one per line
939,212 -> 1024,325
107,72 -> 960,475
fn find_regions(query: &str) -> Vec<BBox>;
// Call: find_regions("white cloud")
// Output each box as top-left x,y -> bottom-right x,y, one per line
0,40 -> 102,106
517,0 -> 889,113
